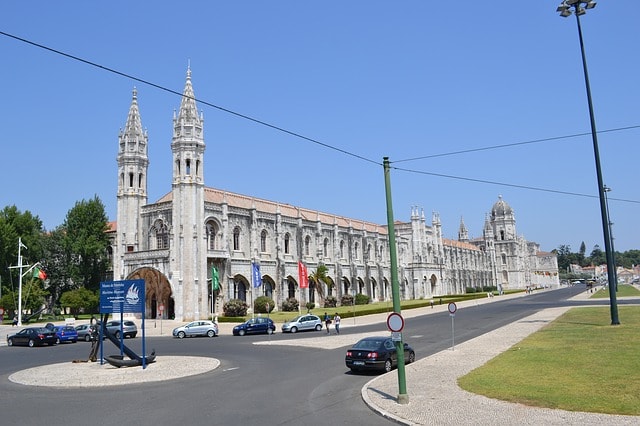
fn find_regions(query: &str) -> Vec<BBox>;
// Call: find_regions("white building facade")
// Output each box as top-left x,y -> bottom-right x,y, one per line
110,69 -> 559,321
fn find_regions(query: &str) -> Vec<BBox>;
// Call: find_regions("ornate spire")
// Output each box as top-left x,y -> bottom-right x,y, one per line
176,66 -> 201,125
458,216 -> 469,242
120,87 -> 146,153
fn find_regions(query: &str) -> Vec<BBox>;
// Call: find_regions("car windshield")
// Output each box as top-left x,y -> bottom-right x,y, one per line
353,339 -> 383,349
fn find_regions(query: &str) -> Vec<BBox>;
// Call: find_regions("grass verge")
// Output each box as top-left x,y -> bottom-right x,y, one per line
458,306 -> 640,415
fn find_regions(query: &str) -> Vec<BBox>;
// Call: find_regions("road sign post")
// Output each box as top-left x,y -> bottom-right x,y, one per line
448,302 -> 457,350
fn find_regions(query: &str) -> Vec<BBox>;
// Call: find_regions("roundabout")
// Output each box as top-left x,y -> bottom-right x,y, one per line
8,356 -> 220,388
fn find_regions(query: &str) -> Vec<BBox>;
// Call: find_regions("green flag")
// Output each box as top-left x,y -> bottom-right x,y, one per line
211,266 -> 220,291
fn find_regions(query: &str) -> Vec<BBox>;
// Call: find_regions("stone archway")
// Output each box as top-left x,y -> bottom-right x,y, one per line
127,268 -> 174,319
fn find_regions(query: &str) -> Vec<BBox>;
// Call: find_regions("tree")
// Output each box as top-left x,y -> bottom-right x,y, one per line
62,196 -> 110,291
554,245 -> 572,272
588,245 -> 606,266
578,241 -> 586,265
309,264 -> 332,305
0,205 -> 45,310
42,228 -> 75,309
59,287 -> 98,317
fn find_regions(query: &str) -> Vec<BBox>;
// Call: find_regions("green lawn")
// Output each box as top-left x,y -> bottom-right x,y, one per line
458,306 -> 640,415
591,284 -> 640,299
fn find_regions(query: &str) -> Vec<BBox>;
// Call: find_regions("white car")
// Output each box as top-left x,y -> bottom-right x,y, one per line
172,320 -> 219,338
281,314 -> 323,333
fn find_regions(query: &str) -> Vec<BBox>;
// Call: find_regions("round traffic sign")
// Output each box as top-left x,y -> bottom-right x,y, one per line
447,302 -> 457,314
386,312 -> 404,332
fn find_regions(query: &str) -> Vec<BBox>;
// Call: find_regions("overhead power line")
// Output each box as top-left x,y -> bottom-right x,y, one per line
1,30 -> 639,205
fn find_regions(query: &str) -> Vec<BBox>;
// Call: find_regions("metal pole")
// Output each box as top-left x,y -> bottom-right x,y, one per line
383,157 -> 408,404
17,238 -> 24,326
572,7 -> 619,324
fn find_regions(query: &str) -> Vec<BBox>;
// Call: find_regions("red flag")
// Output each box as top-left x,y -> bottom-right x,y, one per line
298,262 -> 308,289
33,267 -> 47,280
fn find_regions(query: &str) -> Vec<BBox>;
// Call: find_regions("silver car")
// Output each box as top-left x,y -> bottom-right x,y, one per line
281,314 -> 323,333
172,320 -> 219,338
104,320 -> 138,339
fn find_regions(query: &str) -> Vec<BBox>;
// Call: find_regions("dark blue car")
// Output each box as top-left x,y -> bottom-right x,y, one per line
232,317 -> 276,336
52,325 -> 78,344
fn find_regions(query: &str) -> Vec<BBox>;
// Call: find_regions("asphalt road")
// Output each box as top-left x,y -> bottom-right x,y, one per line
0,285 -> 614,426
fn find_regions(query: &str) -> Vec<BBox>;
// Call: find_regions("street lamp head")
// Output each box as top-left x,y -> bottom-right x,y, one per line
557,1 -> 596,17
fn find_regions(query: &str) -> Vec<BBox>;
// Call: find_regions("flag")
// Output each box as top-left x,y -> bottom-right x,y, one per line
33,267 -> 47,280
298,261 -> 308,289
211,266 -> 220,291
252,262 -> 262,288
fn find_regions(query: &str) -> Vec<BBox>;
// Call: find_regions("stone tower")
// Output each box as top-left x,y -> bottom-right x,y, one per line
170,67 -> 207,321
115,88 -> 148,280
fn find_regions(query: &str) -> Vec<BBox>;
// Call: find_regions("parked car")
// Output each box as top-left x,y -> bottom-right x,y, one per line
52,325 -> 78,344
173,320 -> 219,338
281,314 -> 323,333
345,336 -> 416,373
103,320 -> 138,339
75,324 -> 96,342
232,317 -> 276,336
7,327 -> 58,347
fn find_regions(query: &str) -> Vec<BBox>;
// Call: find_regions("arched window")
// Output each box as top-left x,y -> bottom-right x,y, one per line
340,240 -> 345,259
501,253 -> 507,265
304,236 -> 311,256
152,220 -> 169,250
323,238 -> 329,257
233,227 -> 241,251
354,242 -> 359,260
284,233 -> 290,254
206,220 -> 219,250
260,230 -> 268,253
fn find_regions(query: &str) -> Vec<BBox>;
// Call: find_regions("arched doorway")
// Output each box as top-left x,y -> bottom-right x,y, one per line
127,267 -> 174,319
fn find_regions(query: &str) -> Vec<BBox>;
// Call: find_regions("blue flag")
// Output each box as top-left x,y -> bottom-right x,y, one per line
252,262 -> 262,288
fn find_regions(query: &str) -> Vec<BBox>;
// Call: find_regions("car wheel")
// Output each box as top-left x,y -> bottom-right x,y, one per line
207,330 -> 215,338
290,326 -> 298,333
238,329 -> 246,336
408,351 -> 415,364
315,324 -> 322,331
7,338 -> 14,347
85,335 -> 91,342
28,339 -> 35,348
114,331 -> 121,339
177,331 -> 186,339
266,328 -> 274,335
384,359 -> 393,373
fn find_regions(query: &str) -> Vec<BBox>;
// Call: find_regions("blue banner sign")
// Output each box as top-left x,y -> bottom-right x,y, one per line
100,279 -> 145,314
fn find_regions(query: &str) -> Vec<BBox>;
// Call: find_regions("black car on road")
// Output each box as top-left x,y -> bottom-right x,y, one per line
7,327 -> 58,347
345,336 -> 415,373
232,317 -> 276,336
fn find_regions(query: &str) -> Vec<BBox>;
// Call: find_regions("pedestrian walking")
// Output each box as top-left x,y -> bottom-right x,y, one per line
324,312 -> 331,334
334,313 -> 341,334
12,315 -> 18,326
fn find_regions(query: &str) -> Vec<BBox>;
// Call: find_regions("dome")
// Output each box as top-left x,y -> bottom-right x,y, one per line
491,195 -> 513,217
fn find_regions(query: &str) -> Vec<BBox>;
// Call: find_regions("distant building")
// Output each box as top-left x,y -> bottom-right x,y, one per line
108,69 -> 558,321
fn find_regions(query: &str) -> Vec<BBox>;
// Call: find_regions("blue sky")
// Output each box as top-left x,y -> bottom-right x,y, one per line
1,1 -> 638,253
